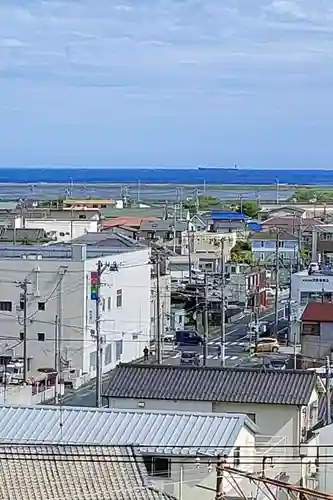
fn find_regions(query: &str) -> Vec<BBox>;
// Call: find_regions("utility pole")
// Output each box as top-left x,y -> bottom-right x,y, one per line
274,230 -> 279,335
326,356 -> 331,425
156,257 -> 162,365
19,279 -> 29,384
187,221 -> 192,283
215,455 -> 227,500
203,272 -> 209,366
54,314 -> 60,404
220,239 -> 226,367
94,260 -> 110,407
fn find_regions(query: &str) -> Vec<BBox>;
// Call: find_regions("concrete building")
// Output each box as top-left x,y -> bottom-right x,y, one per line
300,302 -> 333,360
0,405 -> 259,500
0,240 -> 150,377
21,209 -> 100,242
290,269 -> 333,344
181,231 -> 236,259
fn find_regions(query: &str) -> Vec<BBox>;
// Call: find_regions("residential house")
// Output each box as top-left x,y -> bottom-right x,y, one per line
103,364 -> 322,489
139,219 -> 190,252
0,442 -> 173,500
168,254 -> 200,280
300,302 -> 333,360
102,216 -> 157,231
0,405 -> 262,500
250,231 -> 299,283
0,228 -> 53,245
210,210 -> 248,234
20,209 -> 101,242
181,231 -> 236,259
101,205 -> 167,221
260,206 -> 306,220
0,239 -> 150,378
225,263 -> 267,307
261,216 -> 323,250
62,198 -> 116,210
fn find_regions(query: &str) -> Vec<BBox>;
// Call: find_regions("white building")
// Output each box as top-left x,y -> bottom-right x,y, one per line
19,209 -> 100,242
0,405 -> 261,500
0,239 -> 150,377
290,269 -> 333,344
104,364 -> 323,487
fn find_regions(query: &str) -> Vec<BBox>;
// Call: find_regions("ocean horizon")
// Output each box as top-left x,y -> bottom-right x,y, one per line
0,167 -> 331,185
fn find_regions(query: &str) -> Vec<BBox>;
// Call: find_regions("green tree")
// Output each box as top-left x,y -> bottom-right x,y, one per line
183,195 -> 224,215
237,201 -> 258,218
289,188 -> 333,203
230,240 -> 253,263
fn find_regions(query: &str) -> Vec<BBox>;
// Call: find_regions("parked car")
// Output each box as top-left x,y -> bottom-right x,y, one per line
246,337 -> 280,354
180,351 -> 200,366
175,330 -> 204,346
163,333 -> 175,343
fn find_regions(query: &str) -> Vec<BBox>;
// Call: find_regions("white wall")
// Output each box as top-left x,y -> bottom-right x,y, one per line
84,248 -> 151,372
24,218 -> 99,242
318,423 -> 333,493
0,256 -> 85,373
0,247 -> 150,377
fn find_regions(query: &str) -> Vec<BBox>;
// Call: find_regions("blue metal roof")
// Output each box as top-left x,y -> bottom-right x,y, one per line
211,211 -> 247,221
247,222 -> 262,232
0,406 -> 254,456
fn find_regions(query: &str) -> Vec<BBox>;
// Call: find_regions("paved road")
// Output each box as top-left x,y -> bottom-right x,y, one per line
160,308 -> 286,367
61,307 -> 286,407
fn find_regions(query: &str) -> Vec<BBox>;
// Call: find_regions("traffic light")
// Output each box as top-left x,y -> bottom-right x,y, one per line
90,271 -> 98,300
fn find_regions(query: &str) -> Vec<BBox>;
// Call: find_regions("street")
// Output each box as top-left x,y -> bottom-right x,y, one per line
61,306 -> 287,407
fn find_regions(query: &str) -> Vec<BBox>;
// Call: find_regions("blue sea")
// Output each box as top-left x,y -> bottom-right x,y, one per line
0,166 -> 332,185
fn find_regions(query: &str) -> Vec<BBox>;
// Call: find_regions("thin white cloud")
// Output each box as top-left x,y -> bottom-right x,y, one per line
0,0 -> 332,166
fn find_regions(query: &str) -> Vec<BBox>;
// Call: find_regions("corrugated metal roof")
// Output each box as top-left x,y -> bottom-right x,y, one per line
0,407 -> 252,456
104,365 -> 317,406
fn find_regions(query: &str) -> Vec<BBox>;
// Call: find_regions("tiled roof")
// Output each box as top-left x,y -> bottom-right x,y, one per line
301,302 -> 333,323
103,216 -> 156,228
0,407 -> 254,456
103,365 -> 317,405
0,444 -> 174,500
262,217 -> 323,231
139,219 -> 187,232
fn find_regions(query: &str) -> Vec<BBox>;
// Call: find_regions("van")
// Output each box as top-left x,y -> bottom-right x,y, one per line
175,330 -> 204,346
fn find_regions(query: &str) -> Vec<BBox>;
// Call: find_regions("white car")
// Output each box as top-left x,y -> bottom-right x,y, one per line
163,333 -> 175,343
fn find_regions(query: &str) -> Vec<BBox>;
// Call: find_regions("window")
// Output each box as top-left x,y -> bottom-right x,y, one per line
59,232 -> 65,237
231,266 -> 236,273
104,344 -> 112,365
278,241 -> 285,248
116,289 -> 123,308
79,214 -> 87,219
234,447 -> 241,467
0,301 -> 12,312
115,340 -> 123,362
108,297 -> 111,311
247,413 -> 256,423
302,323 -> 320,336
260,253 -> 265,261
102,298 -> 106,312
19,331 -> 24,341
143,456 -> 171,478
37,333 -> 45,342
38,302 -> 45,311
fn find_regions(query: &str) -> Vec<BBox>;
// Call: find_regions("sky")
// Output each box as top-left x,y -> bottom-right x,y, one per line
0,0 -> 333,168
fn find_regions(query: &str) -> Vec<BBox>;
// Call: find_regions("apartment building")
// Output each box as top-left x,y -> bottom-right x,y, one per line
0,239 -> 150,377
